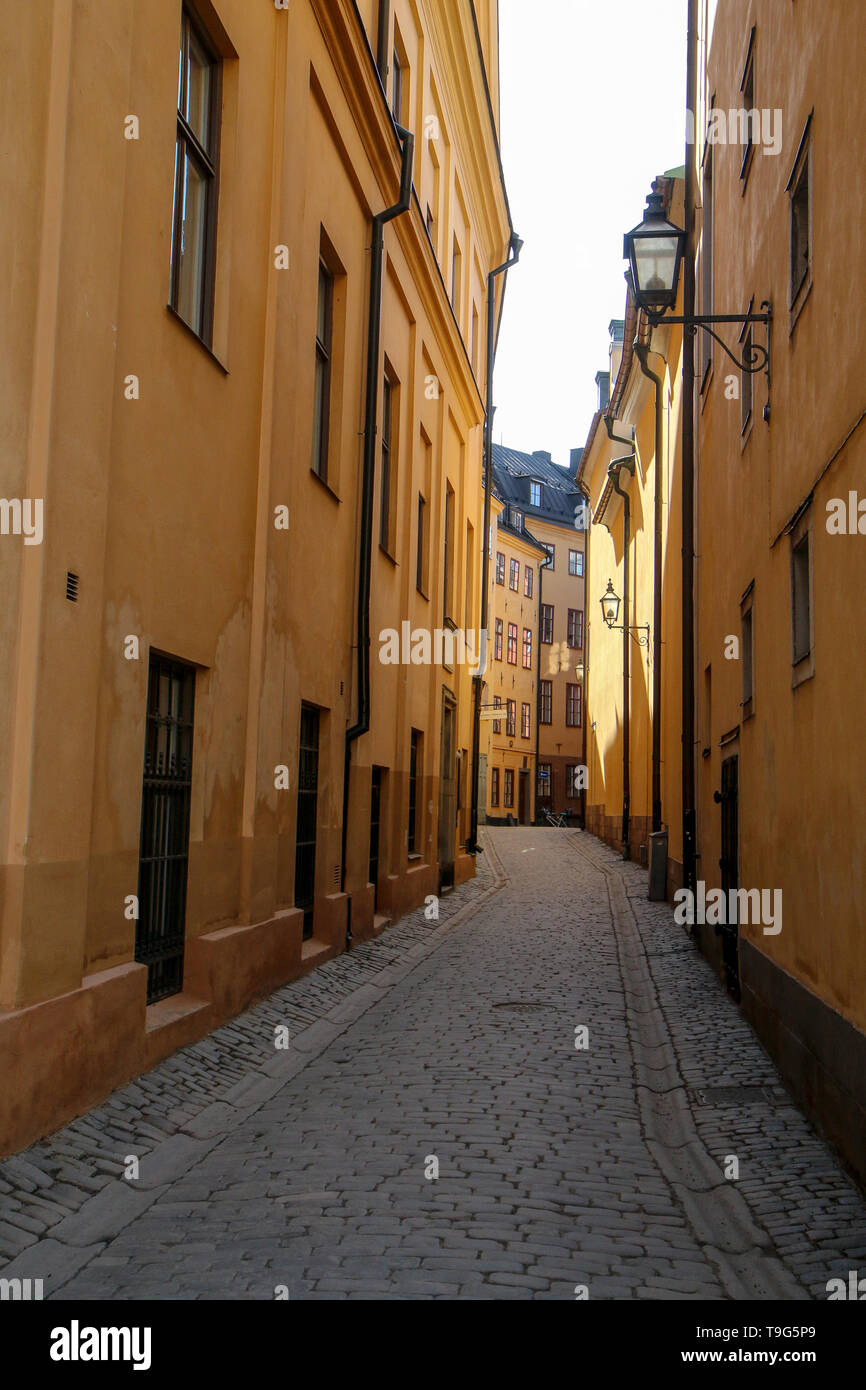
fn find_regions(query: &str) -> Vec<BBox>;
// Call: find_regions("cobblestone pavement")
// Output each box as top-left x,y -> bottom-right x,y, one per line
3,828 -> 866,1300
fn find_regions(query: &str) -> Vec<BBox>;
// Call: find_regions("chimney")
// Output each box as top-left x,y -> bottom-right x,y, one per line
569,448 -> 583,478
595,371 -> 610,412
531,449 -> 552,465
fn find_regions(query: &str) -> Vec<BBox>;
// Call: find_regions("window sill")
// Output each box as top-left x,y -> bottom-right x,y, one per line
310,468 -> 341,504
166,304 -> 228,374
378,542 -> 398,566
792,655 -> 814,689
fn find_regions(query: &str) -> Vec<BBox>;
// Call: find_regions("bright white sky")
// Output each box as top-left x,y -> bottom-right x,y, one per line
494,0 -> 688,466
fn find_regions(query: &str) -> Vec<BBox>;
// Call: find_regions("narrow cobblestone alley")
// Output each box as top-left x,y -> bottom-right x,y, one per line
3,829 -> 866,1302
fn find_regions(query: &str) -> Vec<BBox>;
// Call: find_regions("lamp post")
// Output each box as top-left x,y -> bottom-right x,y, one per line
624,180 -> 772,408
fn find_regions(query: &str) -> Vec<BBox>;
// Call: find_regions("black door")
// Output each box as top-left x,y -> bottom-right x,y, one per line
295,704 -> 320,940
369,766 -> 383,911
438,696 -> 456,890
518,769 -> 529,825
718,754 -> 741,1001
136,655 -> 195,1004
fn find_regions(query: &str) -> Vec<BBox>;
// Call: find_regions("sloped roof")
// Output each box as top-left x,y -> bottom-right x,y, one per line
491,444 -> 581,528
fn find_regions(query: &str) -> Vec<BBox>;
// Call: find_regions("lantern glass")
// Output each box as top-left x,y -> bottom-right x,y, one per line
600,582 -> 621,627
632,234 -> 680,302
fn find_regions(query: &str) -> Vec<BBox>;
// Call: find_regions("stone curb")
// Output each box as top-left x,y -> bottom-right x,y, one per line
567,831 -> 809,1301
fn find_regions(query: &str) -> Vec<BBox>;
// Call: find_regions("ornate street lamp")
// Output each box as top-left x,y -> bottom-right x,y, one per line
623,188 -> 686,315
600,580 -> 621,628
600,579 -> 649,647
624,180 -> 772,406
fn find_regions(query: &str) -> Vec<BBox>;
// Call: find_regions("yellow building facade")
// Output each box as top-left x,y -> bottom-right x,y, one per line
690,0 -> 866,1179
580,191 -> 686,882
490,446 -> 587,820
0,0 -> 511,1153
481,493 -> 545,824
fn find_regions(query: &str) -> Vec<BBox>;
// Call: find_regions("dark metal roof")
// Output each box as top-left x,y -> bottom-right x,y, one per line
491,444 -> 582,528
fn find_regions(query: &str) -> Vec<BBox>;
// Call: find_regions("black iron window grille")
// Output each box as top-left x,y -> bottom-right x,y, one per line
295,704 -> 320,940
136,655 -> 195,1004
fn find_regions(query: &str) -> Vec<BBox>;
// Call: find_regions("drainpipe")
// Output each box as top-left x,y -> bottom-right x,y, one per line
635,341 -> 665,835
468,232 -> 523,853
609,452 -> 635,858
534,553 -> 547,820
341,123 -> 414,914
578,480 -> 590,829
683,0 -> 698,899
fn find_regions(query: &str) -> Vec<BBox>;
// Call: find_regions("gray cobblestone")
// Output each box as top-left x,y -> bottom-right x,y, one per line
3,828 -> 866,1300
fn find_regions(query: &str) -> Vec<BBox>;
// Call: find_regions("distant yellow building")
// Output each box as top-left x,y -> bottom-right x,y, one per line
0,0 -> 511,1153
481,494 -> 545,823
491,446 -> 587,820
579,183 -> 685,885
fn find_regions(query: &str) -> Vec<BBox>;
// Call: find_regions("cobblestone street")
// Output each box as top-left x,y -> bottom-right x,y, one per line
3,828 -> 866,1301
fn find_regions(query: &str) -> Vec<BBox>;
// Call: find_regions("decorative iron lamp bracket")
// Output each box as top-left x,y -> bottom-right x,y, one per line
646,302 -> 772,404
606,622 -> 651,650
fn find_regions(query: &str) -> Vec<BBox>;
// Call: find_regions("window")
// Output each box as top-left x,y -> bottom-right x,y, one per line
740,30 -> 756,185
494,619 -> 503,661
509,558 -> 519,591
495,551 -> 505,585
311,260 -> 334,480
493,695 -> 502,734
524,565 -> 533,598
490,767 -> 500,807
443,482 -> 455,620
511,508 -> 523,530
408,730 -> 421,854
568,549 -> 584,578
426,204 -> 435,239
566,683 -> 582,728
741,585 -> 754,718
540,680 -> 552,725
507,623 -> 518,665
295,704 -> 320,941
465,522 -> 475,627
537,763 -> 551,797
789,117 -> 812,312
416,494 -> 427,593
522,628 -> 533,669
567,609 -> 584,650
791,509 -> 813,679
521,702 -> 531,739
171,7 -> 221,344
543,544 -> 555,570
529,481 -> 541,508
504,768 -> 514,808
506,700 -> 516,738
451,237 -> 462,312
566,765 -> 582,799
137,654 -> 196,1002
471,305 -> 479,373
380,373 -> 395,547
391,44 -> 403,123
540,604 -> 554,644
